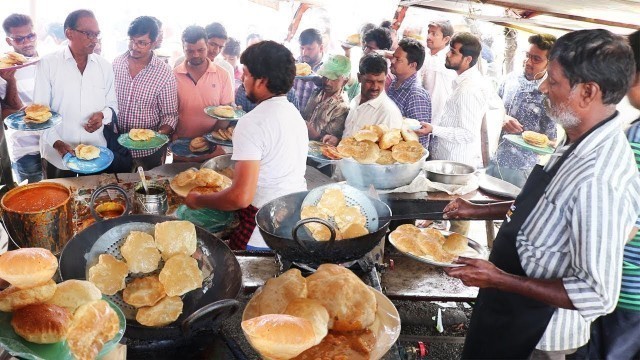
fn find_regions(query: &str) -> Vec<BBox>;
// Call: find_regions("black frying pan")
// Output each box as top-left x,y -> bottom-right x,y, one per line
256,191 -> 391,264
58,214 -> 242,341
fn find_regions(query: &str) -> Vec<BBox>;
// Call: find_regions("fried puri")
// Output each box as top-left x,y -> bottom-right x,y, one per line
0,279 -> 56,312
340,223 -> 369,239
67,300 -> 120,360
316,188 -> 347,217
173,168 -> 197,187
352,140 -> 380,164
88,254 -> 129,295
154,220 -> 197,260
379,128 -> 402,150
123,276 -> 166,308
255,268 -> 307,316
11,303 -> 72,344
300,205 -> 329,235
391,140 -> 424,164
334,206 -> 366,232
376,149 -> 395,165
283,298 -> 330,345
242,314 -> 317,359
443,233 -> 469,255
46,280 -> 102,314
120,231 -> 161,274
0,248 -> 57,289
158,254 -> 203,297
136,296 -> 183,327
75,144 -> 101,160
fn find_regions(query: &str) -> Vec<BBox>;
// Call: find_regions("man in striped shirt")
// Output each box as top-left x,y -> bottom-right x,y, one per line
113,16 -> 178,170
443,29 -> 640,359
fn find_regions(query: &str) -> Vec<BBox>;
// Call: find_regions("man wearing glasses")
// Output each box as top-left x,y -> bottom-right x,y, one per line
1,14 -> 42,183
112,16 -> 178,170
205,22 -> 235,95
486,34 -> 558,188
33,9 -> 117,178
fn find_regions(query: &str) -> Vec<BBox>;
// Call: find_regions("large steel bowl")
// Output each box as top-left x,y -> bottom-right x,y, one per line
200,153 -> 235,171
424,160 -> 475,185
339,151 -> 429,190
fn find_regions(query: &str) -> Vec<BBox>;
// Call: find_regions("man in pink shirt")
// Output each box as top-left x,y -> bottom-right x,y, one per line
173,25 -> 233,161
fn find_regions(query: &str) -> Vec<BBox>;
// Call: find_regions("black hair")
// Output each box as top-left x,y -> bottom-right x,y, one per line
428,20 -> 454,39
528,33 -> 557,57
450,32 -> 482,67
397,38 -> 426,70
240,40 -> 295,95
299,28 -> 322,46
181,25 -> 207,45
246,33 -> 262,43
363,27 -> 393,50
359,53 -> 387,75
149,16 -> 162,28
380,20 -> 392,29
205,22 -> 227,40
223,37 -> 241,57
3,14 -> 32,35
550,29 -> 635,105
629,30 -> 640,73
63,9 -> 95,30
128,16 -> 158,42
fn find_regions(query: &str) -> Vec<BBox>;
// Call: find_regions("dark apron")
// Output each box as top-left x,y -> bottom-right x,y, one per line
462,115 -> 615,359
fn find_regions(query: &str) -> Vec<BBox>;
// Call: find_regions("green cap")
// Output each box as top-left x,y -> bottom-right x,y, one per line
316,55 -> 351,80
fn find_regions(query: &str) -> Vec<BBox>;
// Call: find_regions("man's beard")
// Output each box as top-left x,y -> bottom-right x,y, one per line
545,93 -> 580,129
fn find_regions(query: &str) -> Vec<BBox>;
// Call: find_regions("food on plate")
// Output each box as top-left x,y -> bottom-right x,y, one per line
75,144 -> 101,160
353,129 -> 379,143
391,140 -> 424,164
255,268 -> 307,316
188,136 -> 210,153
173,168 -> 197,186
154,220 -> 197,260
66,300 -> 120,360
334,206 -> 366,231
316,188 -> 347,217
389,224 -> 474,264
394,223 -> 422,235
376,149 -> 395,165
320,144 -> 342,160
401,127 -> 419,142
24,103 -> 52,123
336,136 -> 358,158
443,233 -> 469,255
0,279 -> 56,312
346,33 -> 361,45
123,276 -> 166,308
212,105 -> 236,118
340,223 -> 369,239
284,298 -> 330,345
46,280 -> 102,314
296,62 -> 312,76
423,228 -> 446,245
136,295 -> 183,327
522,130 -> 549,147
194,167 -> 225,187
392,234 -> 428,256
0,51 -> 28,68
10,303 -> 72,344
158,254 -> 203,296
294,329 -> 376,360
0,248 -> 57,288
128,128 -> 155,141
88,254 -> 129,295
210,126 -> 235,141
170,168 -> 232,197
242,314 -> 318,359
120,231 -> 161,274
379,128 -> 402,150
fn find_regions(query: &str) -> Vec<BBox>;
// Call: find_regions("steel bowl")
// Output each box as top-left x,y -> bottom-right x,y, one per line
200,153 -> 235,171
424,160 -> 475,185
338,151 -> 428,190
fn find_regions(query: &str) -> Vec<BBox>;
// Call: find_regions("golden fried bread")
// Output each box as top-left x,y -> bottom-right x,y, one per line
0,279 -> 56,312
158,254 -> 203,297
300,205 -> 329,235
283,298 -> 330,345
0,248 -> 57,289
242,314 -> 317,359
336,137 -> 358,158
88,254 -> 129,296
340,223 -> 369,239
394,224 -> 422,235
365,124 -> 388,139
391,140 -> 424,164
522,130 -> 549,147
67,300 -> 120,360
136,296 -> 183,327
154,220 -> 197,260
129,129 -> 155,141
320,144 -> 342,160
316,188 -> 347,217
296,62 -> 312,76
189,137 -> 210,153
256,268 -> 307,316
194,168 -> 225,187
123,276 -> 166,308
346,33 -> 361,45
310,225 -> 342,241
376,149 -> 395,165
401,128 -> 419,142
353,129 -> 379,143
11,303 -> 72,344
173,168 -> 197,187
379,128 -> 402,150
7,51 -> 27,64
189,186 -> 224,195
306,263 -> 355,282
213,105 -> 235,118
416,234 -> 456,263
423,228 -> 446,245
352,140 -> 380,164
75,144 -> 101,160
443,233 -> 469,255
47,280 -> 102,314
120,231 -> 161,274
392,234 -> 426,256
24,104 -> 52,123
334,206 -> 366,232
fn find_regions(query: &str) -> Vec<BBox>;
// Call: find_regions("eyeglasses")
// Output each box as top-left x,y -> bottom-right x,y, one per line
524,52 -> 546,65
8,33 -> 37,44
129,38 -> 152,48
72,28 -> 101,40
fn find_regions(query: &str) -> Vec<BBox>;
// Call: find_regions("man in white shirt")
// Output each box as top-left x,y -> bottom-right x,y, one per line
33,9 -> 117,178
204,22 -> 235,94
185,41 -> 308,251
419,20 -> 457,127
342,53 -> 402,138
1,14 -> 42,183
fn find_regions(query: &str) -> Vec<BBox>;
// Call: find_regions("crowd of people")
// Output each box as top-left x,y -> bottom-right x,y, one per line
2,7 -> 640,360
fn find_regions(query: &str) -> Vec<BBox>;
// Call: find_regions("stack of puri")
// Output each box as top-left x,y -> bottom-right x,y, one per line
337,125 -> 424,165
0,248 -> 120,360
390,224 -> 470,263
170,167 -> 232,196
300,187 -> 369,241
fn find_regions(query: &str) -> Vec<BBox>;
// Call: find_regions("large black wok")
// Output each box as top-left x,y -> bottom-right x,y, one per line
59,214 -> 242,342
256,191 -> 391,264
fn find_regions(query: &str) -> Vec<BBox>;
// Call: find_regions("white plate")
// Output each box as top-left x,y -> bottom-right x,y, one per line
477,173 -> 521,199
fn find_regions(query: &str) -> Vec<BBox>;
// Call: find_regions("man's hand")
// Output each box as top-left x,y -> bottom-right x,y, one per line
157,124 -> 173,136
184,191 -> 202,209
0,69 -> 17,81
444,257 -> 503,288
414,121 -> 433,136
322,134 -> 339,146
84,112 -> 104,133
53,140 -> 75,157
443,198 -> 481,219
502,115 -> 524,134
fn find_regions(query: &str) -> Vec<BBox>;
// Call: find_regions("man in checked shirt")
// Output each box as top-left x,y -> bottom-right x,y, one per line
112,16 -> 178,170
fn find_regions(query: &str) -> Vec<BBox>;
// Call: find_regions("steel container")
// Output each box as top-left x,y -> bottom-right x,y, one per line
338,152 -> 429,190
133,181 -> 168,215
424,160 -> 475,185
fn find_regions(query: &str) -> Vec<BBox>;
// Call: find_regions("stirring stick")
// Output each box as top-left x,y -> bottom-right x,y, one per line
137,166 -> 149,194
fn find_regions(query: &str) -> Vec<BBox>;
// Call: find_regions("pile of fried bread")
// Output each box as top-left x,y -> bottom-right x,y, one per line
212,105 -> 236,118
295,62 -> 312,76
0,248 -> 120,360
75,144 -> 101,160
0,51 -> 28,69
300,187 -> 369,241
338,125 -> 424,165
389,224 -> 470,263
189,137 -> 210,153
128,128 -> 155,141
242,264 -> 379,359
210,126 -> 234,142
23,104 -> 52,124
87,220 -> 203,327
170,167 -> 232,197
522,130 -> 549,148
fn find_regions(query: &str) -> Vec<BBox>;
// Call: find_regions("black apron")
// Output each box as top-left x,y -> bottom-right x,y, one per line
462,115 -> 615,359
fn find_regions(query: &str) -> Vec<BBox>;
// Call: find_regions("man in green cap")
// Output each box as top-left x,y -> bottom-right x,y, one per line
302,54 -> 351,146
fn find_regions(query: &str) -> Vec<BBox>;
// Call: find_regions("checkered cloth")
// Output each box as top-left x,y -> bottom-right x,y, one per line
228,205 -> 259,250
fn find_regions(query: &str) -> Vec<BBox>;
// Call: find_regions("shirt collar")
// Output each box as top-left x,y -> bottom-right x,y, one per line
63,45 -> 97,63
392,72 -> 418,91
355,91 -> 388,109
564,111 -> 622,158
454,65 -> 479,85
175,58 -> 217,74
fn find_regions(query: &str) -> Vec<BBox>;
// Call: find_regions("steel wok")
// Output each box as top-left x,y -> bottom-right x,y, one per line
256,191 -> 391,264
58,214 -> 242,342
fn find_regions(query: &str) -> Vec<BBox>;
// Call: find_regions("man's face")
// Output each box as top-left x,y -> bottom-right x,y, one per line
6,24 -> 37,57
300,41 -> 323,65
524,44 -> 549,81
242,65 -> 258,103
223,54 -> 238,67
128,34 -> 154,60
322,76 -> 346,96
445,42 -> 465,71
67,16 -> 101,56
183,39 -> 208,66
207,37 -> 226,60
427,25 -> 449,52
628,74 -> 640,110
358,72 -> 386,101
539,60 -> 581,129
362,41 -> 380,55
390,47 -> 414,77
